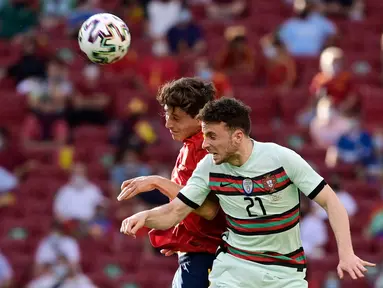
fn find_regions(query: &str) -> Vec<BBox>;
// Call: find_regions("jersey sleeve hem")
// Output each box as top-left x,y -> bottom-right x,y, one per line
308,180 -> 327,200
177,193 -> 200,210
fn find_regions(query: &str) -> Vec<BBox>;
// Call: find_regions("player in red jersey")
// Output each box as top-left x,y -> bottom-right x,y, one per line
117,78 -> 226,288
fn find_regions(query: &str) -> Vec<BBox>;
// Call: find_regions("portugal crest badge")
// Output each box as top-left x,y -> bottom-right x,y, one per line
242,178 -> 253,195
262,174 -> 277,192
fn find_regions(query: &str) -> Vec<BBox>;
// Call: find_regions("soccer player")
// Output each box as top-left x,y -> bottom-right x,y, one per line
120,97 -> 376,288
118,78 -> 226,288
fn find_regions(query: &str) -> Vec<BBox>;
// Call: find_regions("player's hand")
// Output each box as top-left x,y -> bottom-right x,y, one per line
120,211 -> 148,237
118,176 -> 158,201
337,254 -> 375,280
160,249 -> 177,257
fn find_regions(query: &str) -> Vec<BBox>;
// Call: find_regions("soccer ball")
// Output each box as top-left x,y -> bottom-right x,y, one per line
78,13 -> 131,64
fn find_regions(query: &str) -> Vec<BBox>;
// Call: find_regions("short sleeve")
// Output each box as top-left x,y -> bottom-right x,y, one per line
0,254 -> 12,281
276,146 -> 326,200
177,155 -> 211,209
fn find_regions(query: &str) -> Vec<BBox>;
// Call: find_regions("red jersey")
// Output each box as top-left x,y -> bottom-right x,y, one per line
149,132 -> 226,254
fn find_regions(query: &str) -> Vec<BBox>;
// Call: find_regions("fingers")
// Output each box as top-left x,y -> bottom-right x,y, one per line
353,266 -> 365,278
121,179 -> 133,190
117,185 -> 137,201
361,260 -> 376,267
120,217 -> 137,238
347,267 -> 357,280
337,265 -> 344,279
160,249 -> 177,257
356,263 -> 367,273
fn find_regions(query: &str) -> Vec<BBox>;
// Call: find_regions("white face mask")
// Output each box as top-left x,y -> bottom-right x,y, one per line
70,175 -> 87,187
263,46 -> 278,59
152,41 -> 168,57
84,64 -> 100,81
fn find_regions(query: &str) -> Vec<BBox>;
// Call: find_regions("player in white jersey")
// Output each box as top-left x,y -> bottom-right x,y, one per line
120,98 -> 375,288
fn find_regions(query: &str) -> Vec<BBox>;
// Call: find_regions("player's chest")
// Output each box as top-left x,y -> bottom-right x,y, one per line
208,167 -> 296,217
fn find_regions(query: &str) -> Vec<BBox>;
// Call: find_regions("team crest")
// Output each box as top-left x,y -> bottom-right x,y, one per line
262,174 -> 277,192
242,178 -> 253,195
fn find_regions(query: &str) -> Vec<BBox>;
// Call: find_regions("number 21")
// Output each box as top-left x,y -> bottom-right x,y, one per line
244,197 -> 266,217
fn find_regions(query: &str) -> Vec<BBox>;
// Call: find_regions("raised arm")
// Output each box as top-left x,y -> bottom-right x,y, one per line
120,198 -> 194,236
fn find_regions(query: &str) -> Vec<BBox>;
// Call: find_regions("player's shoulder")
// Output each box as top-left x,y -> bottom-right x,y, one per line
254,141 -> 298,160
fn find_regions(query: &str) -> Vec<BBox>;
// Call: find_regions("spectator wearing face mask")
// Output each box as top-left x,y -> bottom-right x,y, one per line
277,0 -> 337,57
326,116 -> 381,178
166,9 -> 205,55
137,39 -> 180,93
68,64 -> 110,127
309,97 -> 353,149
194,57 -> 233,98
216,26 -> 256,75
53,163 -> 106,227
260,33 -> 296,93
311,47 -> 359,114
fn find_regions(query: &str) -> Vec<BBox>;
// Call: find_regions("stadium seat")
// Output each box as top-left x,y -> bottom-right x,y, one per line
341,180 -> 381,201
277,88 -> 309,124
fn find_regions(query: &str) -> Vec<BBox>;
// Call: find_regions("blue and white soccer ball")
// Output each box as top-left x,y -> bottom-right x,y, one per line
78,13 -> 131,64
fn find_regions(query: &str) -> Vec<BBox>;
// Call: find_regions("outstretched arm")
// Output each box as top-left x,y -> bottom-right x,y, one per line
120,198 -> 194,236
313,185 -> 375,279
118,175 -> 219,220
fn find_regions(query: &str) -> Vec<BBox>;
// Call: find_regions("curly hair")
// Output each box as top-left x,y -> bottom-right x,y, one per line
156,77 -> 216,118
197,97 -> 252,136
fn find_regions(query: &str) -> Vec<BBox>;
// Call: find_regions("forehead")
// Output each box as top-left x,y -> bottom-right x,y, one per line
164,105 -> 191,118
201,122 -> 228,134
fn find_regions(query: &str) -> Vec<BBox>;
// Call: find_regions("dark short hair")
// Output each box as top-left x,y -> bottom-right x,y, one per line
198,97 -> 252,136
156,77 -> 216,118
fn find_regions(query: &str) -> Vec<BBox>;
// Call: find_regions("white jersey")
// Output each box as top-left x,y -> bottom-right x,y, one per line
178,140 -> 326,271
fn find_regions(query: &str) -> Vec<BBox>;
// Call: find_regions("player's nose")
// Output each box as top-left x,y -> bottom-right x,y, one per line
202,138 -> 209,150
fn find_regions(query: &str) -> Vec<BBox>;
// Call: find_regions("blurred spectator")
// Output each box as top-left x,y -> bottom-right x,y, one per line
147,0 -> 182,39
0,252 -> 13,287
21,57 -> 72,148
0,127 -> 35,206
326,116 -> 380,178
317,0 -> 364,20
67,0 -> 103,35
138,39 -> 180,93
311,47 -> 359,115
121,0 -> 145,25
166,9 -> 205,55
69,64 -> 110,127
206,0 -> 246,19
54,163 -> 106,231
5,35 -> 46,85
300,203 -> 328,259
277,0 -> 337,57
260,33 -> 296,93
0,0 -> 38,40
33,222 -> 80,276
110,148 -> 167,205
216,26 -> 256,74
111,149 -> 152,192
309,97 -> 352,149
40,0 -> 77,30
194,57 -> 233,98
30,221 -> 96,288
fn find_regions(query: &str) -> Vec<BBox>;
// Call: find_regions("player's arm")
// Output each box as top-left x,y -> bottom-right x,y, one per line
278,146 -> 375,279
118,175 -> 219,220
120,156 -> 212,236
121,198 -> 194,236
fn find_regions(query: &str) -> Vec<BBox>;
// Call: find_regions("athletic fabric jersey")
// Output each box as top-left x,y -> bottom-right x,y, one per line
149,131 -> 226,254
178,140 -> 326,270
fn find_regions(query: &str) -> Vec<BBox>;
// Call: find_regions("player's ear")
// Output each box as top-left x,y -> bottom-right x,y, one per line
232,129 -> 244,144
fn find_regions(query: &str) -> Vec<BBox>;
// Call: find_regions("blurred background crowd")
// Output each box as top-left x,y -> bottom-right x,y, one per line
0,0 -> 382,287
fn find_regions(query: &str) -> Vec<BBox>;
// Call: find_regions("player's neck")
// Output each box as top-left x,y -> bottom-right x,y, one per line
228,138 -> 253,167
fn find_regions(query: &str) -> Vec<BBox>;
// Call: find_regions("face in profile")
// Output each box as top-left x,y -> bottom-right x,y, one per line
201,122 -> 241,165
164,106 -> 201,142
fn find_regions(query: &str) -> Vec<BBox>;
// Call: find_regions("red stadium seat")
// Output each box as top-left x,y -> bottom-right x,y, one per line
277,88 -> 309,124
73,125 -> 109,146
359,86 -> 383,127
341,180 -> 380,201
